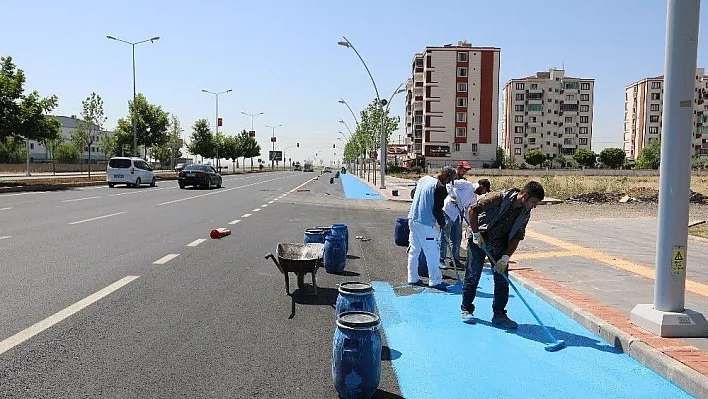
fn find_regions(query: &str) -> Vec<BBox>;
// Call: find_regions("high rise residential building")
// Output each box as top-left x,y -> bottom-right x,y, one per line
404,40 -> 500,168
501,68 -> 595,165
623,68 -> 708,159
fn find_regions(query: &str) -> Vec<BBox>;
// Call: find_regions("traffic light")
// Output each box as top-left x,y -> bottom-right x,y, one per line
296,143 -> 299,147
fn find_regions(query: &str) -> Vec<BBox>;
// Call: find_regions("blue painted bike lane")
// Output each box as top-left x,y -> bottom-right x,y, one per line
339,173 -> 385,200
372,268 -> 693,398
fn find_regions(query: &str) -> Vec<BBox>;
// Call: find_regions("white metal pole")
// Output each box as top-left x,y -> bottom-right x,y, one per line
654,0 -> 701,312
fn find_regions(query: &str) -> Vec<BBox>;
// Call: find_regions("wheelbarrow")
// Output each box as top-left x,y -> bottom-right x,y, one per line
265,243 -> 324,296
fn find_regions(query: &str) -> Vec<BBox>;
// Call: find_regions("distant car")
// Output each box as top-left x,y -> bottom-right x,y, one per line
174,163 -> 186,172
106,157 -> 157,188
323,166 -> 332,173
294,162 -> 302,171
303,162 -> 314,172
178,164 -> 222,189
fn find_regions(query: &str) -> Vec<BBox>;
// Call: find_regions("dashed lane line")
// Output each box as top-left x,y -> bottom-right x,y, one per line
228,219 -> 241,225
68,212 -> 126,225
242,213 -> 252,218
187,239 -> 206,247
153,254 -> 180,265
61,196 -> 101,203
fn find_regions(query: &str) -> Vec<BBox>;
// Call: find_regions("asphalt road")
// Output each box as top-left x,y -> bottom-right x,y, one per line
0,171 -> 411,398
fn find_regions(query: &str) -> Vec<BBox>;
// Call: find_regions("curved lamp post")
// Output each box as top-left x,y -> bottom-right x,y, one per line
107,35 -> 160,157
202,89 -> 232,169
338,98 -> 360,128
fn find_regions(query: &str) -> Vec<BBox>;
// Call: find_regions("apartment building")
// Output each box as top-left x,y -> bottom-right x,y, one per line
501,68 -> 594,164
623,68 -> 708,159
404,40 -> 501,168
29,115 -> 113,162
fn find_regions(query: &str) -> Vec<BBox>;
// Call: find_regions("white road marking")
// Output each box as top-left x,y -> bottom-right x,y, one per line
253,208 -> 261,212
268,200 -> 274,204
187,239 -> 206,247
261,204 -> 268,207
68,212 -> 125,225
242,213 -> 252,218
109,186 -> 173,197
0,275 -> 140,356
0,191 -> 48,198
228,219 -> 241,225
0,207 -> 12,211
0,236 -> 11,240
153,254 -> 179,265
158,175 -> 292,206
61,196 -> 101,203
76,186 -> 105,191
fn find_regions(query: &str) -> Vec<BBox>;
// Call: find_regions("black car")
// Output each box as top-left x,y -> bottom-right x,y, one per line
178,164 -> 223,189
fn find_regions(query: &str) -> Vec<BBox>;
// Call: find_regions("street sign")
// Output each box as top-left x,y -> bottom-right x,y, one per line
672,246 -> 686,275
269,151 -> 283,161
249,130 -> 256,138
270,137 -> 277,143
217,117 -> 223,127
426,145 -> 450,157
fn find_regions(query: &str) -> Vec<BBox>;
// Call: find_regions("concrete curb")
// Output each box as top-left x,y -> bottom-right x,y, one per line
509,271 -> 708,399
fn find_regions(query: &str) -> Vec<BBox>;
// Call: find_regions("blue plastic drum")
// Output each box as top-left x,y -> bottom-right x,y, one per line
335,282 -> 376,317
324,234 -> 347,273
332,311 -> 382,399
331,223 -> 349,254
394,217 -> 409,247
304,228 -> 325,244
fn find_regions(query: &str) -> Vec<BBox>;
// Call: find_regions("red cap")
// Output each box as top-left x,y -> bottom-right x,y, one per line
457,161 -> 471,169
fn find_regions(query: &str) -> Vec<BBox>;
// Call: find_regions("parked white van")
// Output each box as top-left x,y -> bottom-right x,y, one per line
106,157 -> 157,188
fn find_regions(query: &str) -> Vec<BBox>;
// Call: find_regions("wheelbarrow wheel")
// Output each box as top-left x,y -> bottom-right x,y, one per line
297,273 -> 306,290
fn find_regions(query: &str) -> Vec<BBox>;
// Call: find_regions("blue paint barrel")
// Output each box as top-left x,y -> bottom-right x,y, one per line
331,223 -> 349,254
314,226 -> 332,239
332,311 -> 382,399
335,282 -> 376,317
304,228 -> 325,244
394,217 -> 409,247
324,234 -> 347,273
418,251 -> 428,278
335,171 -> 341,178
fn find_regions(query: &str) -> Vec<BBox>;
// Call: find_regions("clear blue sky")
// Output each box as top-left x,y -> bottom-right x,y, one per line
2,0 -> 708,163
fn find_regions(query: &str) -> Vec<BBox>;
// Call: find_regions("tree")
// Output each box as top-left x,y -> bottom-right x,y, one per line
151,115 -> 184,167
573,149 -> 597,169
241,131 -> 261,171
188,119 -> 216,159
524,149 -> 545,167
221,135 -> 241,172
0,137 -> 25,163
97,131 -> 117,158
636,139 -> 661,169
359,98 -> 400,151
71,92 -> 106,177
54,142 -> 80,163
41,127 -> 63,175
599,147 -> 626,169
113,93 -> 169,157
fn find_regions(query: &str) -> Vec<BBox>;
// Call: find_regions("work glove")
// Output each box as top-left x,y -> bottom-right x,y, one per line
468,229 -> 484,246
494,255 -> 510,274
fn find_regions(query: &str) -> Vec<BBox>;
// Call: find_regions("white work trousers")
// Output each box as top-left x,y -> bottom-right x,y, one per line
407,220 -> 444,286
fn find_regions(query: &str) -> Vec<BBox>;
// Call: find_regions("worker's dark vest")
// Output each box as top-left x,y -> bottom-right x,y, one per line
477,189 -> 530,243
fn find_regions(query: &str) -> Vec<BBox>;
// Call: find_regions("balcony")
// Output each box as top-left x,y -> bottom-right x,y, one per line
413,103 -> 423,111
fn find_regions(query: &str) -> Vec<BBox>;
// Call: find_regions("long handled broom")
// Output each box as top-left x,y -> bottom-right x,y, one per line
480,244 -> 566,352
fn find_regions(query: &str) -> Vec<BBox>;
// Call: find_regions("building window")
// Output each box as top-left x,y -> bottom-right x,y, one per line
580,105 -> 589,112
514,137 -> 523,144
457,97 -> 467,107
457,52 -> 468,62
414,129 -> 422,139
651,81 -> 662,89
457,112 -> 467,122
30,143 -> 34,150
454,143 -> 461,152
530,84 -> 538,89
580,94 -> 590,101
579,138 -> 588,145
564,117 -> 573,123
649,127 -> 659,134
415,58 -> 423,68
457,67 -> 468,77
581,82 -> 591,90
528,138 -> 536,145
515,83 -> 525,90
565,95 -> 575,101
515,105 -> 524,111
651,93 -> 661,100
457,83 -> 468,92
471,143 -> 478,152
564,127 -> 574,134
456,127 -> 467,137
514,148 -> 522,155
515,94 -> 525,101
650,115 -> 660,122
515,115 -> 524,122
579,127 -> 588,134
414,143 -> 422,152
514,126 -> 524,133
414,115 -> 423,124
650,104 -> 660,111
527,104 -> 543,112
580,116 -> 589,123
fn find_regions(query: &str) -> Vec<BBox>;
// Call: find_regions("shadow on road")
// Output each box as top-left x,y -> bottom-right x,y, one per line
288,286 -> 338,319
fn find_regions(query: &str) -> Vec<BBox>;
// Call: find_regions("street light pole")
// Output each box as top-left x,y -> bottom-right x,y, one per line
241,111 -> 264,132
338,98 -> 361,128
266,124 -> 282,170
107,35 -> 160,158
202,89 -> 232,170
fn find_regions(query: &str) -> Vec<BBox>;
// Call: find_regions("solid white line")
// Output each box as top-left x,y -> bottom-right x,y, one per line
153,254 -> 179,265
61,196 -> 101,203
158,175 -> 292,206
0,275 -> 140,356
0,207 -> 12,211
0,191 -> 48,198
68,212 -> 125,225
228,219 -> 241,225
0,236 -> 11,240
242,213 -> 252,218
187,238 -> 206,247
253,208 -> 261,212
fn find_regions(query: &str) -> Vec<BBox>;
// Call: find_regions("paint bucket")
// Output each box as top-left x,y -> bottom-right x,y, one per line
324,234 -> 347,273
304,228 -> 325,244
335,282 -> 376,317
332,311 -> 382,399
394,217 -> 409,247
331,223 -> 349,254
392,189 -> 399,196
335,171 -> 340,178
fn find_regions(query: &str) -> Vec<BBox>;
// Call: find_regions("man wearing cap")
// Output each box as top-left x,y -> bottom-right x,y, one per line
456,161 -> 471,179
406,167 -> 456,290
